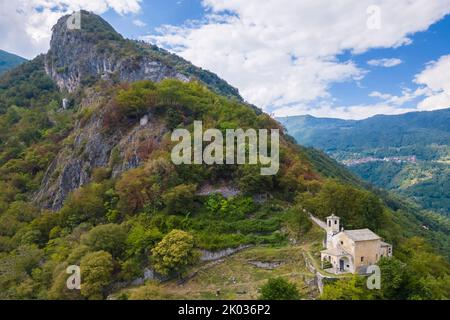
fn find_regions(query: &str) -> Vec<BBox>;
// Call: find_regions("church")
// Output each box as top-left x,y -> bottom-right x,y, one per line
320,214 -> 392,274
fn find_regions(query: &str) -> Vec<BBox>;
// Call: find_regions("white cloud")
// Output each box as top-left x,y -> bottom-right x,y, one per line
274,101 -> 417,120
367,58 -> 402,67
414,54 -> 450,111
346,54 -> 450,118
133,19 -> 146,27
369,87 -> 426,106
143,0 -> 450,119
0,0 -> 142,59
1,0 -> 449,120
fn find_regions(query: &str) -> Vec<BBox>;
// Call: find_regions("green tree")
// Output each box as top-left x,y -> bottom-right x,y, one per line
259,277 -> 300,300
82,224 -> 127,258
116,81 -> 157,118
151,230 -> 199,277
288,206 -> 312,237
377,257 -> 409,299
80,251 -> 113,300
48,265 -> 82,300
379,237 -> 450,300
321,275 -> 376,300
115,167 -> 154,214
60,183 -> 108,227
126,223 -> 162,258
162,184 -> 197,215
299,180 -> 387,231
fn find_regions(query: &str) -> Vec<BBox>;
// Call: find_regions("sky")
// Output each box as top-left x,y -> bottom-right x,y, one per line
0,0 -> 450,119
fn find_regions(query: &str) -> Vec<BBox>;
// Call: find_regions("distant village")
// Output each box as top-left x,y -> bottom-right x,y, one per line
342,155 -> 417,167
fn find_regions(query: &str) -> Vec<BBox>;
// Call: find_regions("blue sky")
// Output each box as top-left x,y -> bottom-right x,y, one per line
1,0 -> 450,119
329,16 -> 450,110
102,0 -> 205,40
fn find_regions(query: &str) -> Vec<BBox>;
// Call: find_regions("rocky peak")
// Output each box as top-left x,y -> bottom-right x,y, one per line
35,12 -> 246,210
45,11 -> 189,93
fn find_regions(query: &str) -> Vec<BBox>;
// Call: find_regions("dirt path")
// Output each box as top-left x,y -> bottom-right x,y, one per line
309,213 -> 327,230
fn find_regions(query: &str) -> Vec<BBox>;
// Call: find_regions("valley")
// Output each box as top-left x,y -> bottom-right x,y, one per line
279,111 -> 450,217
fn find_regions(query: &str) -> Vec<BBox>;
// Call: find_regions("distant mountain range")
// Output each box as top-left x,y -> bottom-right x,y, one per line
279,108 -> 450,216
0,50 -> 26,75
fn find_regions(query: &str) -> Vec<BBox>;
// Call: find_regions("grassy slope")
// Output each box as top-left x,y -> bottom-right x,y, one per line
121,225 -> 326,300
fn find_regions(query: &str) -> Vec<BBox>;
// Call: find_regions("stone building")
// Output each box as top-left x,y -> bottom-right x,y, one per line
321,214 -> 392,274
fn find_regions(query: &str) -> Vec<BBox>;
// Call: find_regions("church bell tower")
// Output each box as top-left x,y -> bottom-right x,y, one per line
325,214 -> 340,248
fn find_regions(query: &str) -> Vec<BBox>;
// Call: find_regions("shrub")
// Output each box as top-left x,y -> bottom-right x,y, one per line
162,184 -> 197,215
115,81 -> 157,118
259,277 -> 300,300
91,167 -> 111,183
126,223 -> 163,258
80,251 -> 114,300
115,168 -> 154,214
82,224 -> 127,258
151,230 -> 199,277
60,183 -> 109,227
287,206 -> 312,237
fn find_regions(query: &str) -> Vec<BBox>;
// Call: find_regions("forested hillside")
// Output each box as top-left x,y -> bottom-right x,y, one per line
0,11 -> 448,300
0,50 -> 26,75
279,111 -> 450,216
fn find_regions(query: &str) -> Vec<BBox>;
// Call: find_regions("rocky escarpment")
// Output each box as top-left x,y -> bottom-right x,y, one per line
45,11 -> 189,93
35,11 -> 247,210
34,89 -> 168,210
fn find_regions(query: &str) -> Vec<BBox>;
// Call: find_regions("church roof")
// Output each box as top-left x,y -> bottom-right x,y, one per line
380,241 -> 391,247
343,229 -> 380,242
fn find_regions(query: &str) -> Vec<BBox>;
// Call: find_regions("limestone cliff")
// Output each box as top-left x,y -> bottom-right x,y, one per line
44,11 -> 242,100
35,11 -> 243,210
45,11 -> 189,93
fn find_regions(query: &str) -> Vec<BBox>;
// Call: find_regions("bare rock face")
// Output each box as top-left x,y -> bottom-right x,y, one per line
45,11 -> 189,93
34,11 -> 244,210
35,92 -> 168,210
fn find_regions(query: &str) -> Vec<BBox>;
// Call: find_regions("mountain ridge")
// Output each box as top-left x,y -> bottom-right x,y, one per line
0,50 -> 27,75
279,108 -> 450,216
45,11 -> 243,101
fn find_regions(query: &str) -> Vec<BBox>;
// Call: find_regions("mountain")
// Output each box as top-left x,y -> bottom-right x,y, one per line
0,11 -> 449,300
45,12 -> 242,100
35,11 -> 246,210
278,109 -> 450,216
0,50 -> 26,75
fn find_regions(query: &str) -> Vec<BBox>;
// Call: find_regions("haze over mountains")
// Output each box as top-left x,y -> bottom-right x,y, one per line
279,108 -> 450,216
0,50 -> 26,75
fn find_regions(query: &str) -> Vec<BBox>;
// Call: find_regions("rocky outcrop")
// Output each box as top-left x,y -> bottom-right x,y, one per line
196,184 -> 241,198
200,245 -> 252,262
45,11 -> 189,93
248,260 -> 283,269
34,89 -> 168,210
34,11 -> 246,210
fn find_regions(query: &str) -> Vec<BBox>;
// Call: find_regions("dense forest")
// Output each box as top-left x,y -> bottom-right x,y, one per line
0,50 -> 26,75
279,112 -> 450,216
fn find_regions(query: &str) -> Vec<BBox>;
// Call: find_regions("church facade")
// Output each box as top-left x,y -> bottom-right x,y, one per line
320,214 -> 392,274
